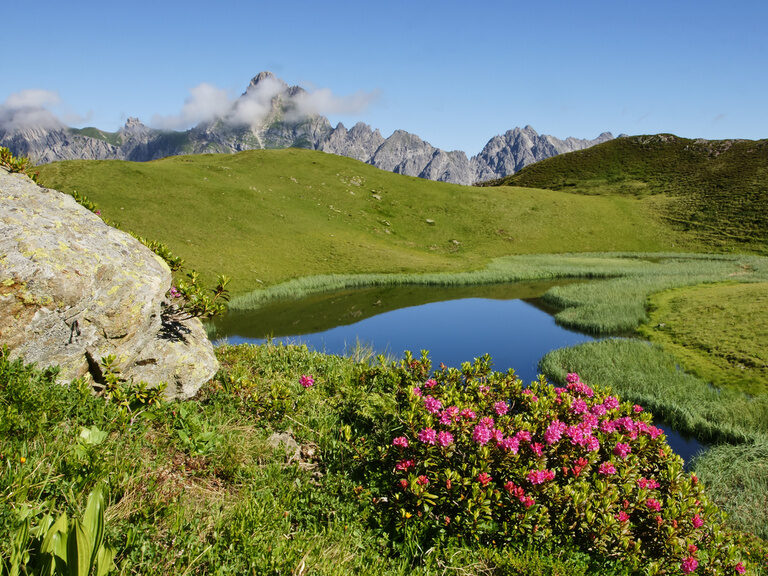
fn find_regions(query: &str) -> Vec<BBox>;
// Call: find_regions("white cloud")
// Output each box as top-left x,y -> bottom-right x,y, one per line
151,83 -> 231,130
0,89 -> 64,130
150,76 -> 379,130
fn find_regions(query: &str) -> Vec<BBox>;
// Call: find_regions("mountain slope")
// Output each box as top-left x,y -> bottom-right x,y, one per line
34,148 -> 692,293
1,72 -> 611,184
484,134 -> 768,251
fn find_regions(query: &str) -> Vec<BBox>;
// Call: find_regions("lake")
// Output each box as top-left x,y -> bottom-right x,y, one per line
213,280 -> 706,464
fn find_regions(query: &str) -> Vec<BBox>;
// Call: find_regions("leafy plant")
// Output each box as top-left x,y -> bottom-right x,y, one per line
99,355 -> 166,423
0,147 -> 38,181
4,485 -> 116,575
367,353 -> 750,575
172,404 -> 222,456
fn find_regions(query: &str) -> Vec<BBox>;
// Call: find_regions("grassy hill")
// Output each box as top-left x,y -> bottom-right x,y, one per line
36,148 -> 695,293
482,134 -> 768,251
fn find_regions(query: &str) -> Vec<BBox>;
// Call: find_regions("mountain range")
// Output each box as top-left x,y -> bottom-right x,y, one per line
0,72 -> 613,184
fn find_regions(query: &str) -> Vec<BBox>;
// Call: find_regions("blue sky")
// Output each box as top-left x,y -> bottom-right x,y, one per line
2,0 -> 766,153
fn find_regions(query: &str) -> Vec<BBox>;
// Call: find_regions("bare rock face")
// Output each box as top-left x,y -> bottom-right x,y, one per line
0,168 -> 217,399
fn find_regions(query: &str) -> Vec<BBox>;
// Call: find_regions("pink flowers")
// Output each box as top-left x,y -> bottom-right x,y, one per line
681,556 -> 698,574
418,428 -> 437,445
169,286 -> 181,298
439,406 -> 460,425
598,462 -> 616,475
392,436 -> 409,448
544,420 -> 566,445
460,408 -> 476,420
570,398 -> 588,415
423,396 -> 442,414
646,498 -> 662,512
637,477 -> 660,490
613,442 -> 632,459
735,563 -> 746,574
527,469 -> 556,485
633,404 -> 644,413
477,472 -> 492,486
494,401 -> 508,416
395,459 -> 415,471
437,431 -> 454,447
299,374 -> 315,388
615,511 -> 629,522
472,424 -> 493,446
412,386 -> 422,397
416,475 -> 429,486
424,378 -> 437,389
603,396 -> 620,411
692,514 -> 704,528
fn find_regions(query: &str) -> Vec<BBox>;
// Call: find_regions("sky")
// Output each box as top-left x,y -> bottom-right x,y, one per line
2,0 -> 766,154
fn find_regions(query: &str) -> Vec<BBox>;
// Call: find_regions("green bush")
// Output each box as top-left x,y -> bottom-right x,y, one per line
367,354 -> 749,575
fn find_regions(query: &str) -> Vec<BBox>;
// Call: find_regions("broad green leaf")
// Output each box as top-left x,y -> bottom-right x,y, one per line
83,486 -> 106,569
95,545 -> 117,576
66,519 -> 92,576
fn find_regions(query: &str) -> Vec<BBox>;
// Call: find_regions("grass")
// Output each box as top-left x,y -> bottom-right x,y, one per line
1,344 -> 644,576
483,134 -> 768,252
539,339 -> 768,542
35,148 -> 696,293
639,282 -> 768,395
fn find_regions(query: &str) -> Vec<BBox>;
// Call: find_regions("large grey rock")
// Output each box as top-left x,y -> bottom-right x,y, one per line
0,72 -> 613,184
0,168 -> 217,399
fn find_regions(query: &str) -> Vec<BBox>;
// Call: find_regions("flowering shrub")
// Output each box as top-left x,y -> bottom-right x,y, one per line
371,353 -> 749,574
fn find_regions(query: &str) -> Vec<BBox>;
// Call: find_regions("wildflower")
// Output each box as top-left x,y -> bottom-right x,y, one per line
646,498 -> 662,512
527,469 -> 556,485
570,398 -> 588,415
19,456 -> 26,464
392,436 -> 409,448
586,436 -> 600,452
590,403 -> 607,416
445,479 -> 452,490
299,374 -> 314,388
494,401 -> 508,416
479,416 -> 495,428
516,430 -> 532,443
603,396 -> 620,410
423,395 -> 442,414
492,428 -> 504,443
460,408 -> 476,420
479,385 -> 490,395
169,286 -> 181,298
681,556 -> 698,574
412,386 -> 422,397
94,209 -> 102,216
522,496 -> 535,507
616,511 -> 629,522
395,459 -> 415,471
437,431 -> 454,447
637,477 -> 660,490
598,462 -> 616,475
566,373 -> 580,383
500,436 -> 520,453
692,514 -> 704,528
424,378 -> 437,388
613,442 -> 631,459
735,563 -> 746,574
478,472 -> 492,486
439,406 -> 460,425
633,404 -> 644,413
472,424 -> 492,446
691,474 -> 698,485
544,420 -> 566,445
444,516 -> 451,525
416,475 -> 429,486
418,428 -> 437,445
399,479 -> 409,490
529,442 -> 543,456
688,544 -> 698,554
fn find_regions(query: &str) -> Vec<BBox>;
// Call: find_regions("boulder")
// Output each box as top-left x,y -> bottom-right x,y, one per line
0,168 -> 217,399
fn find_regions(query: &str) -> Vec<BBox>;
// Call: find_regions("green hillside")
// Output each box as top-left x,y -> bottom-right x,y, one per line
35,148 -> 689,293
483,134 -> 768,251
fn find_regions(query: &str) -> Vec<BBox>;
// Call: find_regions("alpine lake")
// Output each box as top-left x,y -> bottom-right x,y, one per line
212,280 -> 706,464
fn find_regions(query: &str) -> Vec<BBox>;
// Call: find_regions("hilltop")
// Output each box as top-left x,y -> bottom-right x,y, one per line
1,72 -> 611,184
482,134 -> 768,251
35,148 -> 686,293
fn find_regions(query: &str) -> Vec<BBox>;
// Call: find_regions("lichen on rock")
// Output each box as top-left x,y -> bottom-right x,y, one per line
0,168 -> 217,399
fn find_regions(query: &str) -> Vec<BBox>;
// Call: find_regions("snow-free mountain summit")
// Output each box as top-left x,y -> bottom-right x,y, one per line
0,72 -> 613,184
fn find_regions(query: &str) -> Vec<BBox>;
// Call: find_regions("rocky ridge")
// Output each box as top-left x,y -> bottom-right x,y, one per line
0,168 -> 217,399
0,72 -> 613,184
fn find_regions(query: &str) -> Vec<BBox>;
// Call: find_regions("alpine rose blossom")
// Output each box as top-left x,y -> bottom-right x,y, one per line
494,401 -> 508,415
681,557 -> 698,574
544,420 -> 566,445
418,428 -> 437,445
472,425 -> 493,446
692,514 -> 704,528
735,563 -> 746,574
646,498 -> 662,512
460,408 -> 476,420
395,459 -> 414,471
528,469 -> 556,484
616,511 -> 629,522
614,442 -> 632,459
423,396 -> 442,414
437,431 -> 454,447
392,436 -> 409,448
598,462 -> 616,475
300,375 -> 315,388
477,472 -> 492,486
416,475 -> 429,486
424,378 -> 437,388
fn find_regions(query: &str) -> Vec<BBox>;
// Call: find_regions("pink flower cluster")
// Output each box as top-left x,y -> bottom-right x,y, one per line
392,436 -> 409,448
527,469 -> 556,485
613,442 -> 632,459
637,477 -> 660,490
299,374 -> 315,388
424,395 -> 442,414
418,428 -> 437,444
681,556 -> 698,574
504,480 -> 535,508
598,462 -> 617,475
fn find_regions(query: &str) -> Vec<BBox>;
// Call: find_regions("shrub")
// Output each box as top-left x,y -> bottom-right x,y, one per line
369,353 -> 749,575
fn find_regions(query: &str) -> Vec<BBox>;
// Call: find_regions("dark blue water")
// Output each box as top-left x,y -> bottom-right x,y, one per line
215,283 -> 707,464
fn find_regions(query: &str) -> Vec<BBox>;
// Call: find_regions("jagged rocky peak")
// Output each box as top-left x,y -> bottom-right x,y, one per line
123,116 -> 146,130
